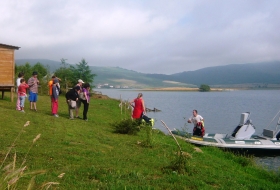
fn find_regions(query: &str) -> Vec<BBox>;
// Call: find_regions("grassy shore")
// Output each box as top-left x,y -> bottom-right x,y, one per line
0,93 -> 279,189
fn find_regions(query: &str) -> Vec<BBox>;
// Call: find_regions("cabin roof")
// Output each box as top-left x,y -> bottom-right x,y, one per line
0,43 -> 20,50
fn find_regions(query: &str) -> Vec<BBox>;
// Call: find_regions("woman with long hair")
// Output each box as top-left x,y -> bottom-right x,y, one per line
130,93 -> 146,119
81,83 -> 91,121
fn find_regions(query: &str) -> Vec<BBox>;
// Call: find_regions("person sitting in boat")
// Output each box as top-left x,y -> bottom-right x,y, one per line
188,110 -> 205,137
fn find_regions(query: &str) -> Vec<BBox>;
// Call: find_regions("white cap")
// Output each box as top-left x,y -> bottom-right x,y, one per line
78,79 -> 84,83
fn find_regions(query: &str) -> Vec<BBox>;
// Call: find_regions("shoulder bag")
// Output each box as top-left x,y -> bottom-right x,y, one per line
79,91 -> 86,100
69,100 -> 76,109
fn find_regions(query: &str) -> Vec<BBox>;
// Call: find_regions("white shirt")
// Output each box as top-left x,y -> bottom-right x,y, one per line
189,115 -> 203,126
16,78 -> 21,92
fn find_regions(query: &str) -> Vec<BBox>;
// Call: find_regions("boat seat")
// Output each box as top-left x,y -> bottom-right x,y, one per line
263,129 -> 275,138
214,134 -> 226,138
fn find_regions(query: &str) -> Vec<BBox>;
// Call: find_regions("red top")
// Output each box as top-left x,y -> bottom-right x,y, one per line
18,83 -> 29,96
132,98 -> 144,119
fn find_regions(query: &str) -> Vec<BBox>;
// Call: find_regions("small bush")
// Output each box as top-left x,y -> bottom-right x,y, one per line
141,124 -> 154,147
111,119 -> 141,135
163,152 -> 189,174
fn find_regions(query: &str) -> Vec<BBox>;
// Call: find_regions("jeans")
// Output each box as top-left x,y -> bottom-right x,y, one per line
20,96 -> 26,108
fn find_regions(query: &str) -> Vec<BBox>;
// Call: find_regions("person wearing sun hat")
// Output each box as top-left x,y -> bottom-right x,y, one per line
75,79 -> 84,119
27,71 -> 40,111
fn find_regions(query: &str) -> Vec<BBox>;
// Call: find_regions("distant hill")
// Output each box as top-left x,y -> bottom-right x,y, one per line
90,66 -> 193,88
15,59 -> 280,88
15,59 -> 62,72
171,62 -> 280,86
145,61 -> 280,86
15,59 -> 191,88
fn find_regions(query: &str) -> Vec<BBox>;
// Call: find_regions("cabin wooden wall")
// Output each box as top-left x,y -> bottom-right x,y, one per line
0,47 -> 15,86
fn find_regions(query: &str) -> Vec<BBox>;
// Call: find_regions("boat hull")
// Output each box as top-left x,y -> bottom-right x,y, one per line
172,131 -> 280,156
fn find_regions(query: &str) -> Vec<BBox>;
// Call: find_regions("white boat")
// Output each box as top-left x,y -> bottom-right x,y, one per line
172,112 -> 280,155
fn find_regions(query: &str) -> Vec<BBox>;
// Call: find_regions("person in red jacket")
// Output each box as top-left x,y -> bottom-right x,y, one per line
130,93 -> 146,119
18,79 -> 29,112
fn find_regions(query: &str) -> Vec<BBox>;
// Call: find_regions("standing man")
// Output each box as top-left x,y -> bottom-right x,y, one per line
188,110 -> 205,137
75,79 -> 84,119
27,71 -> 39,111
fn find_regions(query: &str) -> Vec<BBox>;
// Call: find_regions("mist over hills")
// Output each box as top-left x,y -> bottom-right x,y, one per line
146,61 -> 280,86
15,59 -> 280,88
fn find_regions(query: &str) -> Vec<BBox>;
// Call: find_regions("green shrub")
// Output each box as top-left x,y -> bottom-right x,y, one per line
111,119 -> 141,135
141,125 -> 154,147
168,152 -> 188,174
199,84 -> 211,92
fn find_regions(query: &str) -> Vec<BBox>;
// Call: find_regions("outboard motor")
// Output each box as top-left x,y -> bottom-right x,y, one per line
231,112 -> 255,140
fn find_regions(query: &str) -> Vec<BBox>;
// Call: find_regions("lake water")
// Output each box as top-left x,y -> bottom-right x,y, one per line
96,89 -> 280,170
97,89 -> 280,134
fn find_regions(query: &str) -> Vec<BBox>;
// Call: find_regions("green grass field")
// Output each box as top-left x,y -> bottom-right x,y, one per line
0,93 -> 279,189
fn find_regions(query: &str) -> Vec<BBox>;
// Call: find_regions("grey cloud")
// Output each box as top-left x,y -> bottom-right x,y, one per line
1,0 -> 280,74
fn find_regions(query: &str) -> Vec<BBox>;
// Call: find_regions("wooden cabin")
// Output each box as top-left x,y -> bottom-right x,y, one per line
0,43 -> 20,102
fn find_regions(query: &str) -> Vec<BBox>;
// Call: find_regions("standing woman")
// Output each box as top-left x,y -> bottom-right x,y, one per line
16,72 -> 24,110
81,83 -> 90,121
130,93 -> 146,119
51,79 -> 60,117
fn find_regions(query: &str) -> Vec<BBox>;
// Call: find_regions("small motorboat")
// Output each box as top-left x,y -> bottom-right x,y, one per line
172,112 -> 280,155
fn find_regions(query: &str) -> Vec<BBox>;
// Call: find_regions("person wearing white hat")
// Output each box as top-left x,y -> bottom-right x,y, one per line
75,79 -> 84,118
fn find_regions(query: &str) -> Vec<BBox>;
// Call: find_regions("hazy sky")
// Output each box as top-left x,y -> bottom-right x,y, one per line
1,0 -> 279,74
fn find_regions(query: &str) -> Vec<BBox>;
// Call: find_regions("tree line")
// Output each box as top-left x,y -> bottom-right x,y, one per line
15,58 -> 96,95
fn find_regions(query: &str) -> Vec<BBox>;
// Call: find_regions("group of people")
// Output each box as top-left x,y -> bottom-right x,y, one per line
65,79 -> 91,121
16,71 -> 203,132
16,72 -> 91,121
16,71 -> 40,112
130,93 -> 204,136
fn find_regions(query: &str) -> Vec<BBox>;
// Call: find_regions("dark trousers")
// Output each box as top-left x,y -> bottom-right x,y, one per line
141,113 -> 152,124
81,100 -> 89,120
276,131 -> 280,140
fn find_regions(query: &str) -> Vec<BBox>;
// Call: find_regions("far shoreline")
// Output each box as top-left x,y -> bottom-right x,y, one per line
140,87 -> 239,91
95,87 -> 280,92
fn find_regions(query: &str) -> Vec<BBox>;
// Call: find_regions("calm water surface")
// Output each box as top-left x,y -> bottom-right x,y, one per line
96,89 -> 280,170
